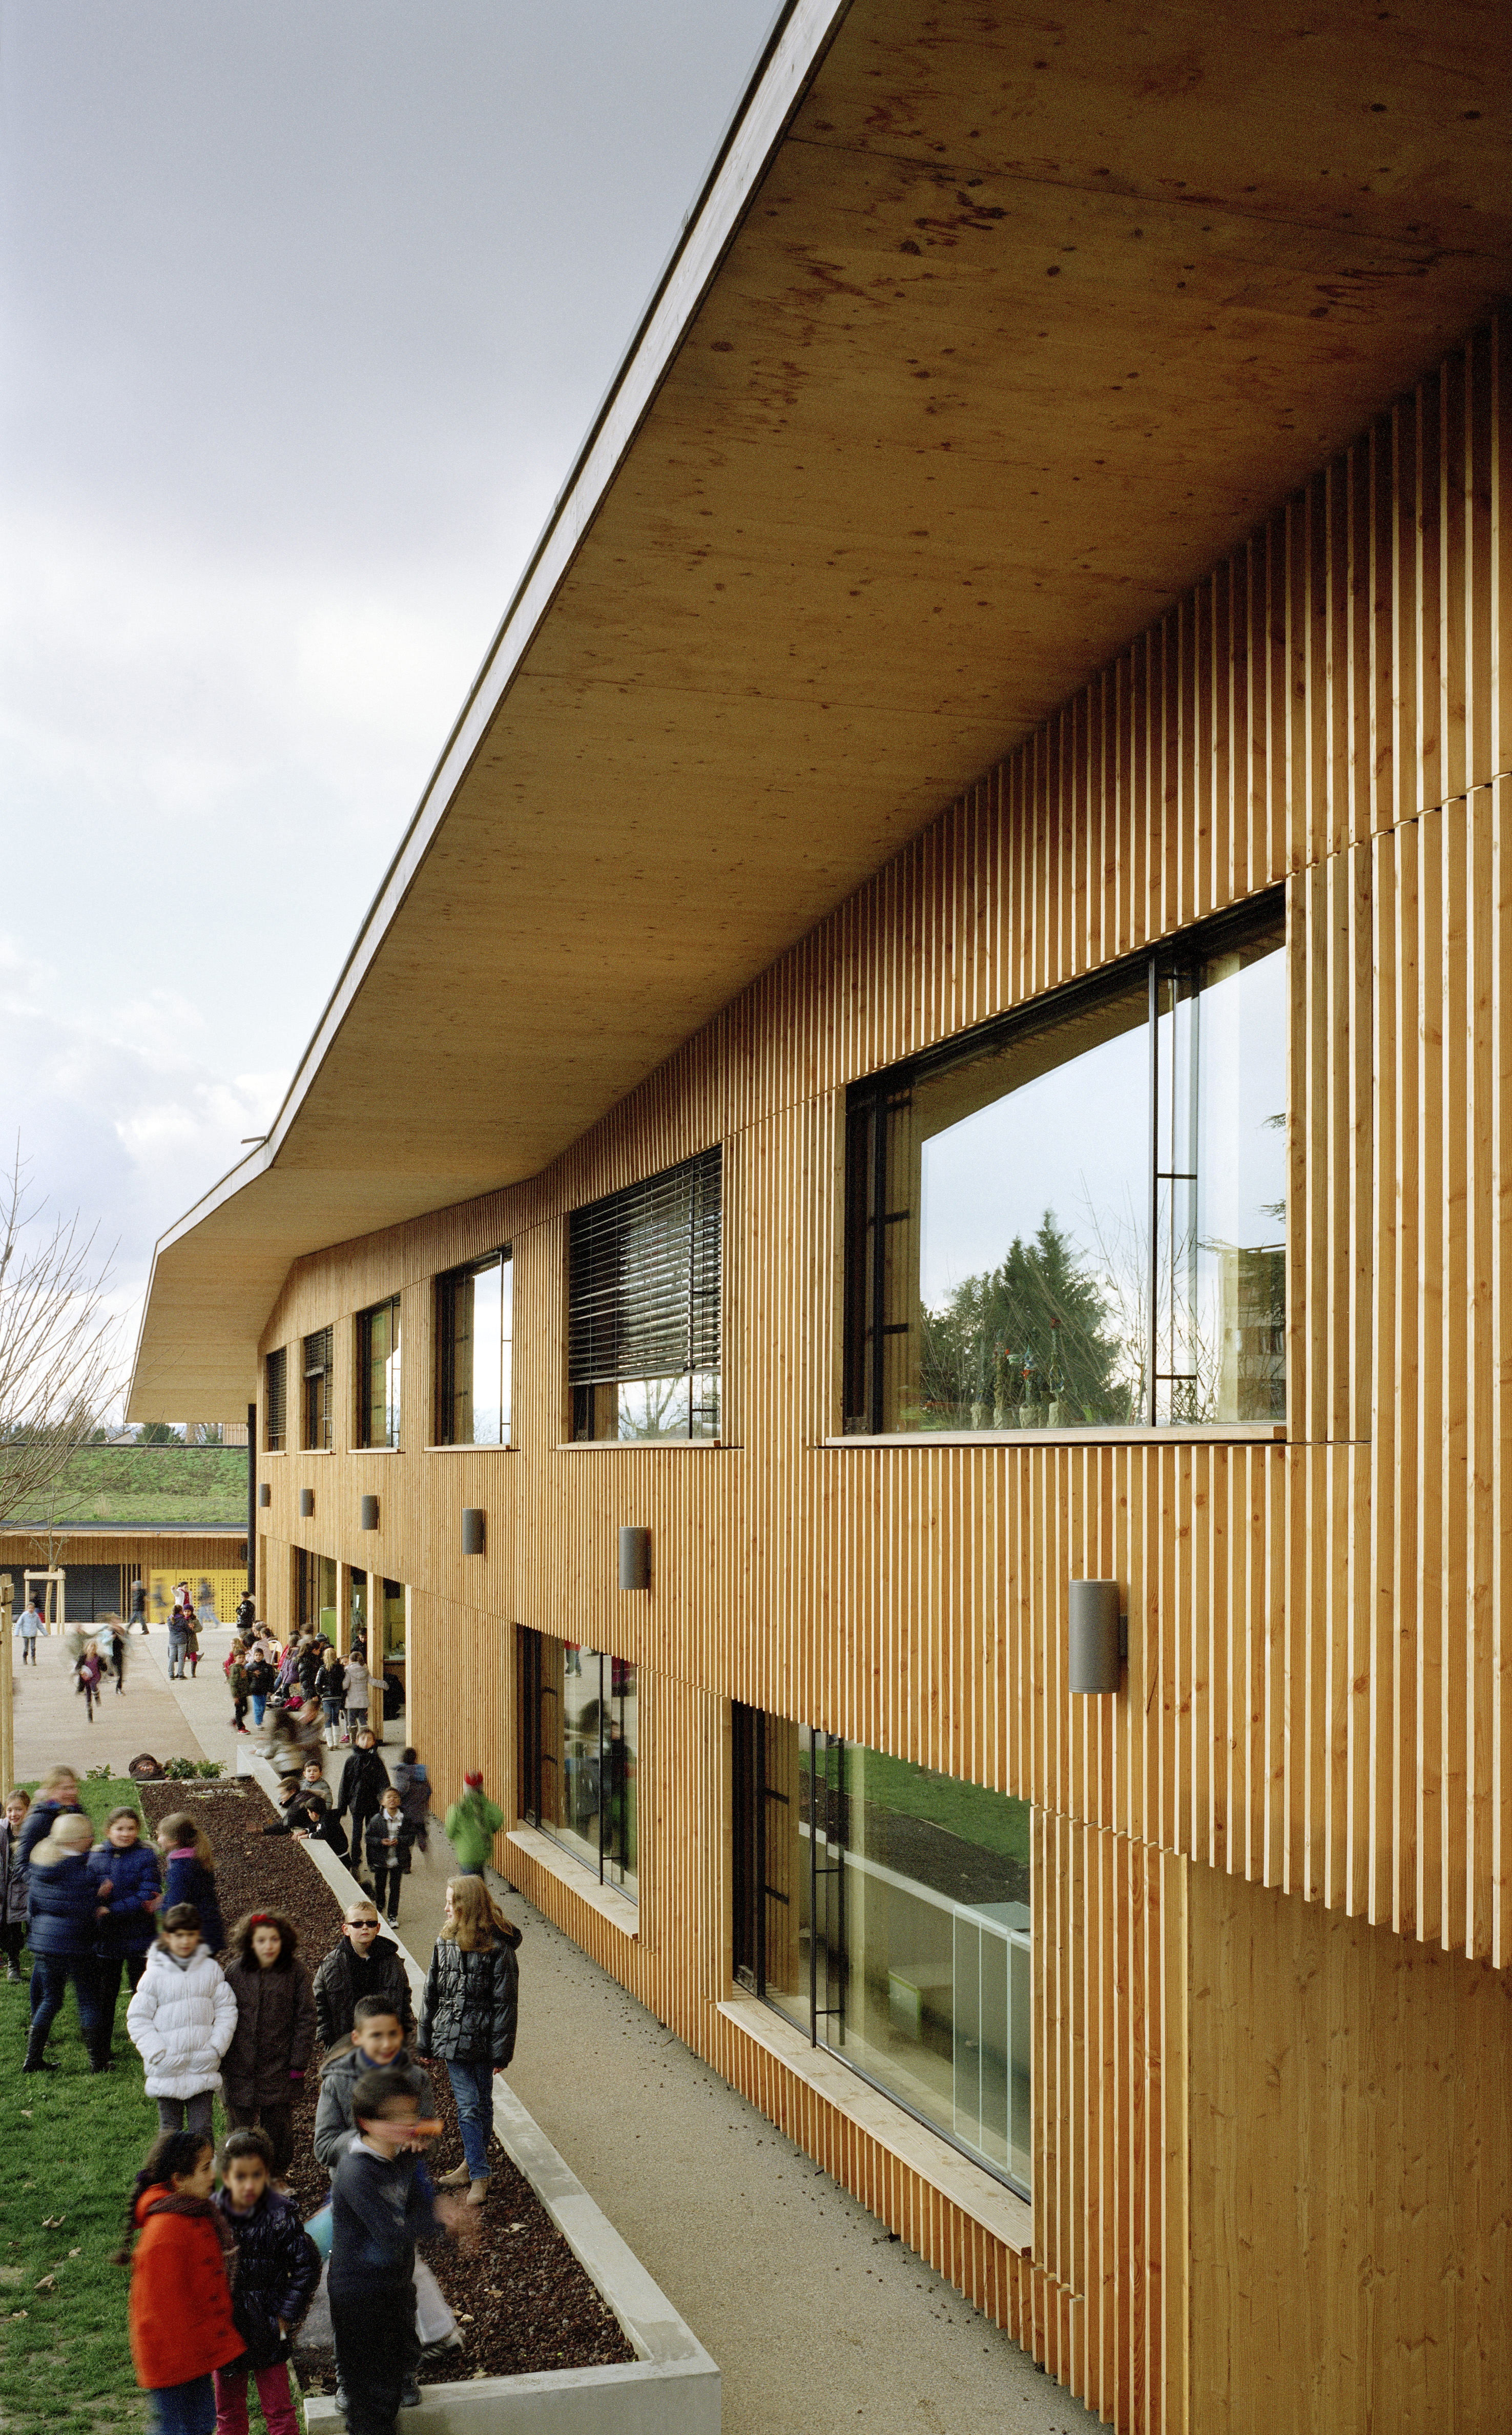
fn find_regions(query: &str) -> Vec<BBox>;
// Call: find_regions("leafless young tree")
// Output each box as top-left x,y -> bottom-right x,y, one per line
0,1145 -> 121,1529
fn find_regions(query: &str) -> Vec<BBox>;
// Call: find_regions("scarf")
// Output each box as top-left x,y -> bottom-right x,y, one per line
144,2190 -> 239,2269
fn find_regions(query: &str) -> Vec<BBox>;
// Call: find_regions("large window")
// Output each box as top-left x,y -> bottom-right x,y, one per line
357,1295 -> 402,1449
436,1251 -> 512,1446
844,894 -> 1286,1434
297,1549 -> 337,1637
265,1347 -> 287,1452
733,1711 -> 1030,2194
520,1628 -> 638,1898
568,1148 -> 721,1442
302,1326 -> 334,1451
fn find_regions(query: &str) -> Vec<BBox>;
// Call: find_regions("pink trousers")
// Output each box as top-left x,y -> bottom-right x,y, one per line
213,2363 -> 298,2435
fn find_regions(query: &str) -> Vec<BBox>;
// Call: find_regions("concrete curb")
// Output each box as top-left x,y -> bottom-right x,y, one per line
236,1745 -> 721,2433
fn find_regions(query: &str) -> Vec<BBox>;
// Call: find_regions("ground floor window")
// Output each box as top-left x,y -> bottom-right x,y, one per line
297,1550 -> 337,1637
519,1627 -> 638,1899
732,1709 -> 1030,2195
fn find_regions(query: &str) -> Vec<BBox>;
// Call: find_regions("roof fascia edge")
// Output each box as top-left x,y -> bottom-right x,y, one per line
244,0 -> 851,1184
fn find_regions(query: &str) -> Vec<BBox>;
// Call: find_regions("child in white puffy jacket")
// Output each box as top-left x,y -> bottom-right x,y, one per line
127,1900 -> 238,2138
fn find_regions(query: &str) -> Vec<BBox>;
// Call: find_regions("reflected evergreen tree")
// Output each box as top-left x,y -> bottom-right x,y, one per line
918,1211 -> 1132,1426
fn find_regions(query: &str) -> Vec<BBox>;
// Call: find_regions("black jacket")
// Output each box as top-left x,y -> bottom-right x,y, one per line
363,1810 -> 415,1877
334,1747 -> 387,1823
313,1934 -> 415,2048
417,1927 -> 521,2068
213,2184 -> 320,2366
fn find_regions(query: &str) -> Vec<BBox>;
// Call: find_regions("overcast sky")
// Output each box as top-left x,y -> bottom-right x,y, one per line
0,0 -> 778,1408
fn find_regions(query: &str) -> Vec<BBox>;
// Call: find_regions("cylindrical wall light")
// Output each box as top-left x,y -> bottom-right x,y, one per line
360,1495 -> 379,1532
1068,1579 -> 1122,1694
299,1488 -> 315,1519
258,1482 -> 271,1509
619,1525 -> 651,1592
461,1508 -> 486,1557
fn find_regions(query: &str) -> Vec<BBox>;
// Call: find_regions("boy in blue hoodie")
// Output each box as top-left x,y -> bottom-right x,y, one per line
328,2067 -> 474,2434
89,1807 -> 161,2062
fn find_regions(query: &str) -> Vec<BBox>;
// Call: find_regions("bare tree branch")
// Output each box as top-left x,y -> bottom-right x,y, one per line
0,1142 -> 122,1529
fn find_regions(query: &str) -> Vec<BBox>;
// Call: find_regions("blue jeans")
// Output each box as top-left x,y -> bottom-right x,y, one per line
446,2059 -> 494,2181
29,1951 -> 102,2055
149,2373 -> 216,2435
168,1642 -> 185,1678
251,1694 -> 267,1726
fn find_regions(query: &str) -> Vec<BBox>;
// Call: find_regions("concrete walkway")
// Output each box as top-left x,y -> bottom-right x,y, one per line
11,1626 -> 211,1781
17,1623 -> 1100,2434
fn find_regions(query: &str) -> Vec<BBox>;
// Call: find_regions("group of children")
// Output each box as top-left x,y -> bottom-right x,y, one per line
114,1872 -> 520,2435
5,1742 -> 521,2435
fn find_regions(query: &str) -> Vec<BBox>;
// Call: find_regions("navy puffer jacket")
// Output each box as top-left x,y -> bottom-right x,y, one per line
27,1849 -> 102,1956
17,1798 -> 84,1871
163,1851 -> 225,1956
88,1841 -> 162,1956
213,2184 -> 320,2367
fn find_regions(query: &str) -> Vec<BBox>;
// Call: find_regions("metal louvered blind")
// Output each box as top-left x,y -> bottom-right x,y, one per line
265,1347 -> 287,1450
568,1148 -> 721,1385
303,1326 -> 333,1378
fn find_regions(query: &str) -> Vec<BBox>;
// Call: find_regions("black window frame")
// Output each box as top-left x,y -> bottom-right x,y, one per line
567,1146 -> 722,1443
356,1294 -> 402,1450
517,1625 -> 639,1902
843,889 -> 1287,1435
302,1326 -> 334,1451
264,1347 -> 287,1453
434,1248 -> 513,1448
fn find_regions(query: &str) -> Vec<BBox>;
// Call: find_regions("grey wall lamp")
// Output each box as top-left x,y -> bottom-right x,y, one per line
619,1525 -> 651,1592
1068,1579 -> 1125,1694
299,1488 -> 315,1519
360,1495 -> 379,1532
258,1482 -> 271,1509
461,1508 -> 486,1557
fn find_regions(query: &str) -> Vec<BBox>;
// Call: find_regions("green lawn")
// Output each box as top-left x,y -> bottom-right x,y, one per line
7,1445 -> 247,1529
19,1780 -> 145,1836
0,1967 -> 160,2431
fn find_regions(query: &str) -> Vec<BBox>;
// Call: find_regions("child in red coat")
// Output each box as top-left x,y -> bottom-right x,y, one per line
117,2128 -> 243,2435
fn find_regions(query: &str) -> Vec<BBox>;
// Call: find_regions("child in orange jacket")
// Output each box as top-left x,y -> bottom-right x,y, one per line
116,2128 -> 243,2435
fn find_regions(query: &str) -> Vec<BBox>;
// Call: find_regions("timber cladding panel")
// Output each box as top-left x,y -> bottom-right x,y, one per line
250,312 -> 1512,2430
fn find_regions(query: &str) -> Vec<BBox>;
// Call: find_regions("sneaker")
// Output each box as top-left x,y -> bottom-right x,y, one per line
419,2332 -> 464,2362
433,2161 -> 470,2188
333,2386 -> 348,2421
386,1912 -> 399,1927
401,2379 -> 421,2408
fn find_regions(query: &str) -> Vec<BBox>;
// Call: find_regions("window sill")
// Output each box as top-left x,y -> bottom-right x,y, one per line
716,1994 -> 1032,2254
824,1424 -> 1287,1449
355,1444 -> 405,1456
505,1827 -> 638,1941
423,1443 -> 514,1455
553,1439 -> 731,1453
263,1448 -> 286,1459
300,1447 -> 338,1457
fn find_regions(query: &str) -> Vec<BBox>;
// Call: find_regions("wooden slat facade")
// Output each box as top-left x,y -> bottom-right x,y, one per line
248,312 -> 1512,2430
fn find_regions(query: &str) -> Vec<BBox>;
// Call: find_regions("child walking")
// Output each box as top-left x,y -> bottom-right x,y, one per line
341,1646 -> 371,1743
118,2128 -> 242,2435
363,1787 -> 414,1928
328,2064 -> 474,2433
128,1902 -> 238,2136
220,1911 -> 316,2183
212,2127 -> 321,2435
443,1771 -> 503,1880
391,1749 -> 432,1854
319,1646 -> 348,1746
89,1804 -> 162,2061
335,1730 -> 387,1887
416,1877 -> 521,2203
158,1812 -> 226,1955
25,1811 -> 109,2071
1,1787 -> 29,1982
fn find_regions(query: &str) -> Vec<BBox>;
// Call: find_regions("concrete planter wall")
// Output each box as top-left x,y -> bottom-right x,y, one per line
240,1749 -> 720,2434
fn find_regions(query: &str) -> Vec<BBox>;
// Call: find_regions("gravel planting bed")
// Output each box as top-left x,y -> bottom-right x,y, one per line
137,1779 -> 634,2390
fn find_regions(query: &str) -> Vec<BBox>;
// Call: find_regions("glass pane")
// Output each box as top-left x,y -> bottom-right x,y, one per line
318,1556 -> 337,1640
618,1376 -> 690,1440
760,1720 -> 809,2035
366,1302 -> 401,1446
906,979 -> 1151,1431
347,1568 -> 367,1655
1156,932 -> 1286,1425
809,1739 -> 1030,2196
556,1643 -> 605,1876
603,1657 -> 638,1896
